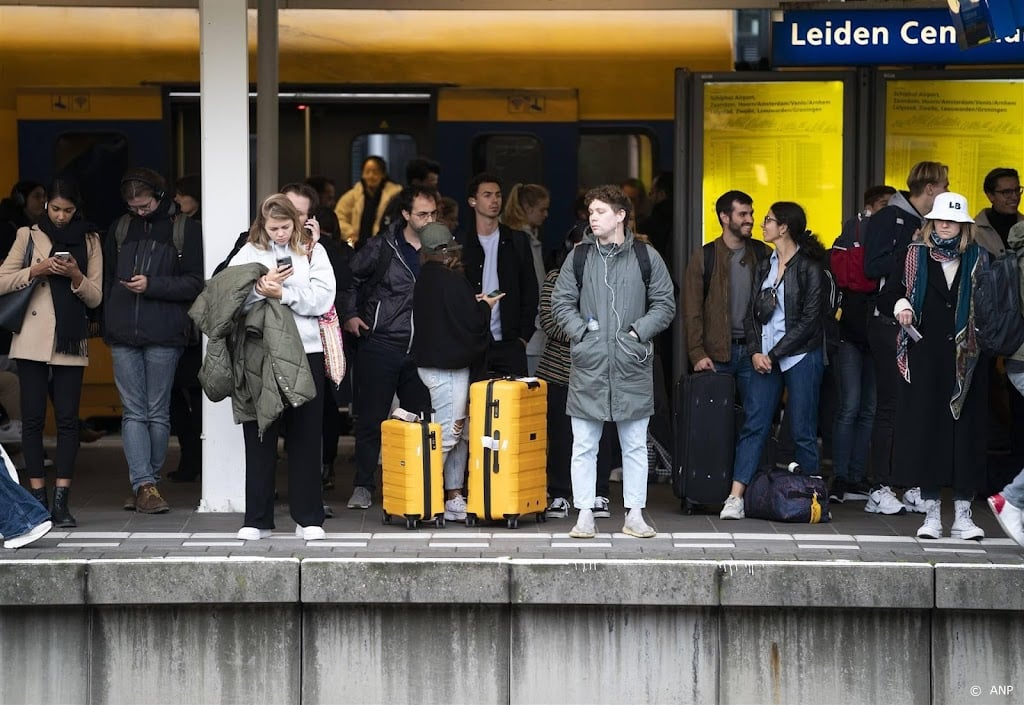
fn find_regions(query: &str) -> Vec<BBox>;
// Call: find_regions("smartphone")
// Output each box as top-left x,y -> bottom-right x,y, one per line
53,251 -> 72,261
276,256 -> 293,269
487,289 -> 503,297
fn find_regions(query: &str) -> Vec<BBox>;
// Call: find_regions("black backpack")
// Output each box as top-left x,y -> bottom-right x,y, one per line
973,249 -> 1024,357
573,240 -> 652,292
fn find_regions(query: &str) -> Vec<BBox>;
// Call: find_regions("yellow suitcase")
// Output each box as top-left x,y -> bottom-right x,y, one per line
466,378 -> 548,529
381,418 -> 445,529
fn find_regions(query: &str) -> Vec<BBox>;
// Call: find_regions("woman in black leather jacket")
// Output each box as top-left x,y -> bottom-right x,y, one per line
720,201 -> 826,520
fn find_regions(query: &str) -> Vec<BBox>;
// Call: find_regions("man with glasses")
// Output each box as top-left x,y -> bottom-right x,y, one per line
862,160 -> 949,516
105,167 -> 204,514
341,185 -> 437,510
976,167 -> 1023,249
682,190 -> 769,403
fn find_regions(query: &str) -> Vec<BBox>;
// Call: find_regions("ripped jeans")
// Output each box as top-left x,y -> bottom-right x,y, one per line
417,367 -> 470,492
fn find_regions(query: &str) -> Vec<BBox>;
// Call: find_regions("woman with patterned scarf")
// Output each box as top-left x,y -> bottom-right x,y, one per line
0,178 -> 103,528
880,192 -> 996,541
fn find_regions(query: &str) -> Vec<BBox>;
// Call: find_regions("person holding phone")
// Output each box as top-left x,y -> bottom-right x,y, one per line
0,178 -> 103,527
225,193 -> 335,540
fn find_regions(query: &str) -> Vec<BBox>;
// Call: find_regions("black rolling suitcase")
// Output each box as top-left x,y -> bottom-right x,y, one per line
673,372 -> 735,513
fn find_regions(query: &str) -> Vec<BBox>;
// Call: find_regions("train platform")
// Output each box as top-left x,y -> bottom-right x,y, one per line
7,435 -> 1024,565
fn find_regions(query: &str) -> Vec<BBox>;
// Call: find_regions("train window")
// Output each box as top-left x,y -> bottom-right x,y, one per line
578,133 -> 655,193
351,134 -> 418,188
54,131 -> 134,230
470,135 -> 543,190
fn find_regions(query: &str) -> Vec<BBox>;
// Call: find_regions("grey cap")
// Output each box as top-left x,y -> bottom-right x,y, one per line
419,222 -> 462,253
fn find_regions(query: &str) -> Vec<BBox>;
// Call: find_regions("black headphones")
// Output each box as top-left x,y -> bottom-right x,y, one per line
11,186 -> 25,209
121,173 -> 166,201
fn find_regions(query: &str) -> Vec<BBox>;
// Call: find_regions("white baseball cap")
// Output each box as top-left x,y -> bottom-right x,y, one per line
924,192 -> 974,223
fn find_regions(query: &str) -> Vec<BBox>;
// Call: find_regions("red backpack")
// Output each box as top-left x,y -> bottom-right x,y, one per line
829,217 -> 878,294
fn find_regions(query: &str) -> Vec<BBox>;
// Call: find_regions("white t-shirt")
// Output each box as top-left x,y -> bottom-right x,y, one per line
478,228 -> 502,341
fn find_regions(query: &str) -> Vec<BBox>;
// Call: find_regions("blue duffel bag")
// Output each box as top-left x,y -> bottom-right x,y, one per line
744,463 -> 831,523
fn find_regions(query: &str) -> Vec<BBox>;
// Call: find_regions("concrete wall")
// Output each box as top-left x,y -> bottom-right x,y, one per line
1,558 -> 1023,705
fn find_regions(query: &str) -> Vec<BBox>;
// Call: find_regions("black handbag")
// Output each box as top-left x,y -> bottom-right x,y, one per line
0,238 -> 39,334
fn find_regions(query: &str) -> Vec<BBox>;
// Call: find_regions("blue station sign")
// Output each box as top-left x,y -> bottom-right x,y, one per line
772,9 -> 1024,66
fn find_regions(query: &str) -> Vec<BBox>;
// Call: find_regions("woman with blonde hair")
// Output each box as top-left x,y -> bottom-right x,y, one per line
227,193 -> 336,541
502,183 -> 550,374
879,191 -> 998,540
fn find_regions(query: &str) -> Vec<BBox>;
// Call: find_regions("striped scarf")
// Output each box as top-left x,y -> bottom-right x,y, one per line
895,241 -> 980,419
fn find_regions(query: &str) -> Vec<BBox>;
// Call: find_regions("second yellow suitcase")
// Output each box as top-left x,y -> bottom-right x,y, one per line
381,417 -> 445,529
466,378 -> 548,528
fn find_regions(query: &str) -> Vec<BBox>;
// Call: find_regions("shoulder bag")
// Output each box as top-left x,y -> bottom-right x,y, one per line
0,238 -> 39,334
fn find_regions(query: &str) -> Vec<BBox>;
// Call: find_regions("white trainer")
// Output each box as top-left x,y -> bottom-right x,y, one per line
719,495 -> 745,520
569,508 -> 596,538
593,496 -> 611,519
296,525 -> 326,541
916,499 -> 943,539
902,487 -> 928,513
988,493 -> 1024,547
3,519 -> 52,549
622,508 -> 656,538
237,527 -> 272,541
866,486 -> 907,515
950,500 -> 984,541
444,494 -> 468,522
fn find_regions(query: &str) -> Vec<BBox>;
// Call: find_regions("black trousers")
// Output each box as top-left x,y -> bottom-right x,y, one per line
867,315 -> 900,486
546,382 -> 612,500
19,361 -> 83,480
483,338 -> 528,379
170,344 -> 202,476
242,353 -> 325,529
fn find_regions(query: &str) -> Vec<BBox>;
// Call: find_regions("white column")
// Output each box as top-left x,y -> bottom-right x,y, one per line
198,0 -> 248,512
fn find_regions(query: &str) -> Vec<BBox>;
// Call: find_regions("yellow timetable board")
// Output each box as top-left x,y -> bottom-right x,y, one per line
884,80 -> 1024,217
702,80 -> 846,246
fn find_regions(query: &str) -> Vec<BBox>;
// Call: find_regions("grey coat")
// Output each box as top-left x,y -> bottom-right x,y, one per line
551,231 -> 675,421
189,263 -> 316,434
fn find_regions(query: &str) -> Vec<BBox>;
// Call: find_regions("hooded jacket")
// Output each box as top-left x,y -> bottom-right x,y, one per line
863,190 -> 922,285
551,230 -> 675,421
189,263 -> 316,434
103,198 -> 204,347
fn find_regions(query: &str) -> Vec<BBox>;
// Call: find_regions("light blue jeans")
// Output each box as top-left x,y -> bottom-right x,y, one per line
417,367 -> 470,491
571,416 -> 649,511
1002,360 -> 1024,508
112,345 -> 184,492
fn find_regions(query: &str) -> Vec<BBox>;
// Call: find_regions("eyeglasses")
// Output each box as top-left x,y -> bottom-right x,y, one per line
993,187 -> 1023,198
127,197 -> 158,215
762,216 -> 779,227
412,210 -> 438,220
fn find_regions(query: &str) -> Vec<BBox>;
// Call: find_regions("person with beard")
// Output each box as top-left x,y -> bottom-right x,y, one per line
104,168 -> 204,514
0,178 -> 103,527
341,185 -> 436,510
682,190 -> 770,403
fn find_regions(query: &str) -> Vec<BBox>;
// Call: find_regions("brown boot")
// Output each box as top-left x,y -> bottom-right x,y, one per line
135,483 -> 170,514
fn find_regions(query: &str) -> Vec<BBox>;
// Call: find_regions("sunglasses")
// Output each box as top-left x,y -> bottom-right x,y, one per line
754,286 -> 779,326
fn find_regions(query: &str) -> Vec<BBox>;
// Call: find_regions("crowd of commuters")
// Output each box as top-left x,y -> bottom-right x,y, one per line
3,157 -> 1024,552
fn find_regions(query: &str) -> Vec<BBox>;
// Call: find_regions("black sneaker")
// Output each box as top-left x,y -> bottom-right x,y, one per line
842,480 -> 871,502
829,478 -> 847,504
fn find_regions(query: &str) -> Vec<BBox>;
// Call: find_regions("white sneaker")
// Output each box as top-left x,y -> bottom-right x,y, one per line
950,500 -> 984,540
0,419 -> 22,444
988,493 -> 1024,547
237,527 -> 272,541
444,494 -> 468,522
917,499 -> 943,539
3,519 -> 52,549
865,486 -> 907,515
545,497 -> 570,519
902,487 -> 928,513
569,508 -> 596,538
593,496 -> 611,519
622,508 -> 656,538
719,495 -> 745,520
347,486 -> 372,509
296,525 -> 326,541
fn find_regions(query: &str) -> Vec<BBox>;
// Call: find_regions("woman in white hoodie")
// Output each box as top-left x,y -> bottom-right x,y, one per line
229,194 -> 336,541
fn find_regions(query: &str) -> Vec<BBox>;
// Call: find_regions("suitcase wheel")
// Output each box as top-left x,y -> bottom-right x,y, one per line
403,515 -> 420,530
435,515 -> 445,529
466,514 -> 477,527
381,511 -> 392,525
681,500 -> 695,516
505,515 -> 519,530
536,512 -> 547,524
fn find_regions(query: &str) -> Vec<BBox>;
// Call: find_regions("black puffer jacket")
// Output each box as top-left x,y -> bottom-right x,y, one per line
103,198 -> 204,347
744,248 -> 824,365
342,221 -> 416,350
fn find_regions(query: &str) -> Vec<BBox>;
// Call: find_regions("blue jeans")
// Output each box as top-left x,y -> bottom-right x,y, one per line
713,342 -> 753,405
832,341 -> 876,483
418,367 -> 470,491
1002,361 -> 1024,508
571,416 -> 649,510
732,348 -> 824,487
112,345 -> 184,492
0,459 -> 50,539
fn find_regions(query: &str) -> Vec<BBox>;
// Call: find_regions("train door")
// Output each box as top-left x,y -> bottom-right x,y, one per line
434,88 -> 579,251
